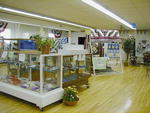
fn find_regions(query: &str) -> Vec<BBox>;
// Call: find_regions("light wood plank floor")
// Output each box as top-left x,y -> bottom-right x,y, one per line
0,66 -> 150,113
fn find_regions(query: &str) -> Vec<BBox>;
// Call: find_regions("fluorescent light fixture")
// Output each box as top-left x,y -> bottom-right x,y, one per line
0,6 -> 92,29
82,0 -> 136,30
0,19 -> 69,31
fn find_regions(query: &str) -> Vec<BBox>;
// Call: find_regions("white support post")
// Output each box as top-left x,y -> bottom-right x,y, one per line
120,48 -> 124,73
68,30 -> 71,44
92,55 -> 96,75
17,62 -> 20,78
40,55 -> 44,94
88,36 -> 96,75
60,55 -> 63,88
56,55 -> 63,88
29,55 -> 32,81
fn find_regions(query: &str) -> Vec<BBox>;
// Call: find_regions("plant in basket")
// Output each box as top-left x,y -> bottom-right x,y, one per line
122,37 -> 135,66
63,86 -> 79,106
40,38 -> 54,54
30,35 -> 54,54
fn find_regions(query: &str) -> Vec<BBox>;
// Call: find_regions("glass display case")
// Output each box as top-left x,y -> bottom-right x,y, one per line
0,51 -> 63,110
63,54 -> 92,88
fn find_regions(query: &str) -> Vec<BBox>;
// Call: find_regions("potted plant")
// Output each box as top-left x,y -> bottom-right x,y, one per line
122,37 -> 135,66
63,86 -> 79,106
30,34 -> 42,50
30,35 -> 54,54
40,38 -> 54,54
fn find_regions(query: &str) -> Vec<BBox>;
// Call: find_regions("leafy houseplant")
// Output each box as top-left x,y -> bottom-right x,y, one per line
122,38 -> 135,66
63,86 -> 79,106
30,35 -> 54,54
30,35 -> 42,50
40,38 -> 54,54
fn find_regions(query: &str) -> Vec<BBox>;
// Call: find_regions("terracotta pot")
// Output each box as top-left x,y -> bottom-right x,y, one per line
12,80 -> 21,85
11,79 -> 21,85
63,101 -> 78,106
41,45 -> 50,54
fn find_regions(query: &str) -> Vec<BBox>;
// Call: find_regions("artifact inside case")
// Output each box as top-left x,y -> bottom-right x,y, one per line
0,52 -> 60,93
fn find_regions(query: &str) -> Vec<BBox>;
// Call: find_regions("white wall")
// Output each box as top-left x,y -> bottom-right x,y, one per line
0,12 -> 83,32
0,22 -> 68,39
71,32 -> 86,45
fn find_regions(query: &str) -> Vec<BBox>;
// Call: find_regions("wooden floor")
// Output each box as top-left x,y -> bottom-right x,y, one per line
0,66 -> 150,113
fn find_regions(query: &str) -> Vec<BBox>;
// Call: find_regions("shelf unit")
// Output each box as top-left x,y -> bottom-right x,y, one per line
0,50 -> 41,54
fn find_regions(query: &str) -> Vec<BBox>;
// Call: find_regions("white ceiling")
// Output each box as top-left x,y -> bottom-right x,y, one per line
0,0 -> 150,29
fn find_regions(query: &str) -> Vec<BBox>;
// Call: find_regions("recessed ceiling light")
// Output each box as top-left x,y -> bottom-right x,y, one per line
82,0 -> 136,30
0,6 -> 92,29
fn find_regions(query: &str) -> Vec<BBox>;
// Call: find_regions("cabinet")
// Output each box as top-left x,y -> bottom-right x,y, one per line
63,54 -> 92,88
0,51 -> 63,109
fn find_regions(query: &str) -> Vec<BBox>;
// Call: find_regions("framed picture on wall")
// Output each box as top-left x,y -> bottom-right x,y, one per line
78,37 -> 86,45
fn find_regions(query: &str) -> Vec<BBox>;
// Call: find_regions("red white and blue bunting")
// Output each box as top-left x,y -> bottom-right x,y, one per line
0,21 -> 8,33
52,30 -> 62,38
91,29 -> 120,42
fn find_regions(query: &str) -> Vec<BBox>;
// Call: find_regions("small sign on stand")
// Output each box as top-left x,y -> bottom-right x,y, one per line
19,54 -> 25,61
1,51 -> 8,58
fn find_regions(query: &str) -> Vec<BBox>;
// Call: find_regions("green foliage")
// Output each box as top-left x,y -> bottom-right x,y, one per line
30,34 -> 54,49
40,38 -> 54,48
63,86 -> 79,102
122,38 -> 135,60
30,34 -> 42,49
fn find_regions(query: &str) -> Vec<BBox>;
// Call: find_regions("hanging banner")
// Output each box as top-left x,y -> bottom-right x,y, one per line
91,29 -> 120,40
0,21 -> 8,33
52,30 -> 62,38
